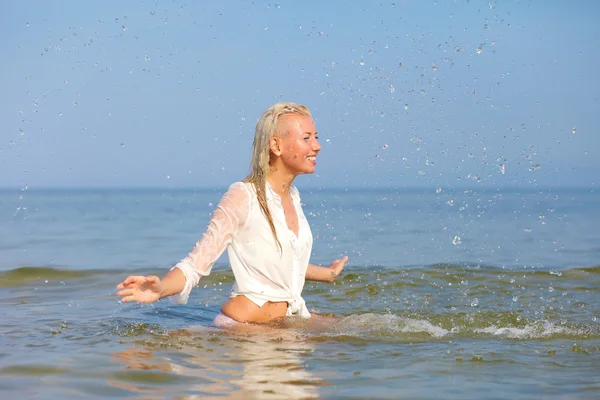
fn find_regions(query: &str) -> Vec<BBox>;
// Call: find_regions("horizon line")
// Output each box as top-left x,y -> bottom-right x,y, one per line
0,184 -> 596,192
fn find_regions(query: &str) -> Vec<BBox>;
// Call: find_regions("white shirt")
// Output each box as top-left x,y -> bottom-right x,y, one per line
171,181 -> 313,318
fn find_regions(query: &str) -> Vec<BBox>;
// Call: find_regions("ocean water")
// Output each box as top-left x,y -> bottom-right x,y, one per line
1,186 -> 599,399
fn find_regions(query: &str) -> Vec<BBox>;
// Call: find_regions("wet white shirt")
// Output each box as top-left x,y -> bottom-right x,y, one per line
170,181 -> 313,318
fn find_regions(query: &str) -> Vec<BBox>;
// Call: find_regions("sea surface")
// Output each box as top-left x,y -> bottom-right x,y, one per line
1,186 -> 599,399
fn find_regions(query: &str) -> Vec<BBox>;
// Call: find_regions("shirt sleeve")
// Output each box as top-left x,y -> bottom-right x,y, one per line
170,182 -> 251,304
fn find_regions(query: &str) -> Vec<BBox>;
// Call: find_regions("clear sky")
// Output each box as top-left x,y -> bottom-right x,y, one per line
1,0 -> 598,189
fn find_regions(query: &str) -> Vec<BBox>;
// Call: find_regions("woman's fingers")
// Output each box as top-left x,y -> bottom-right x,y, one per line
120,295 -> 135,303
116,276 -> 145,290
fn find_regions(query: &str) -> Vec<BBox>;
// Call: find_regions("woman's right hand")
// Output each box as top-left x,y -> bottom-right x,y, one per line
116,276 -> 164,303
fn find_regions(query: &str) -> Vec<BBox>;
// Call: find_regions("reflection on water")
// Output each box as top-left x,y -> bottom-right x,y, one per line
110,322 -> 326,399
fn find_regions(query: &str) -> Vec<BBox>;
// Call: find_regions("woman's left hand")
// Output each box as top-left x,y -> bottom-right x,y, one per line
328,256 -> 348,282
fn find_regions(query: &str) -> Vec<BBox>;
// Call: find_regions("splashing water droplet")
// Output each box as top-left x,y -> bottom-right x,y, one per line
529,164 -> 541,172
471,298 -> 479,307
381,144 -> 388,150
524,227 -> 532,232
452,236 -> 462,245
436,188 -> 442,194
389,84 -> 395,94
477,46 -> 483,54
499,163 -> 506,174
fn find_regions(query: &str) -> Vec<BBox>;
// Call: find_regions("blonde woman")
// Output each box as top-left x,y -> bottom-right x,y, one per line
116,103 -> 348,325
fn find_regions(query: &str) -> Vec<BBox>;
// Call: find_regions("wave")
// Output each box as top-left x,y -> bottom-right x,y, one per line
1,262 -> 599,287
0,266 -> 100,287
318,313 -> 600,341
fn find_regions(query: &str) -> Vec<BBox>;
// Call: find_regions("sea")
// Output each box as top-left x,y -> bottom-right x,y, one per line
1,186 -> 599,399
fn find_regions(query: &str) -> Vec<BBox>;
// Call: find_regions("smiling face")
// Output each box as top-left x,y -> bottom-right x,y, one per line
271,113 -> 321,176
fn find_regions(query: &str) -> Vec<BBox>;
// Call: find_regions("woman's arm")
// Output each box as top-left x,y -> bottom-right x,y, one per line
116,182 -> 250,304
305,256 -> 348,283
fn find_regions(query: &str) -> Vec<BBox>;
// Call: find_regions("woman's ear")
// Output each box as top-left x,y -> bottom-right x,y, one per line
269,136 -> 282,156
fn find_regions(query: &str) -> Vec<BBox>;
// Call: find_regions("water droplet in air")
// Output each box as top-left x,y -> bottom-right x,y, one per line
120,143 -> 124,147
20,129 -> 24,136
436,188 -> 442,194
264,26 -> 268,31
512,296 -> 518,302
471,298 -> 479,307
452,236 -> 462,245
380,111 -> 385,117
404,104 -> 409,110
166,175 -> 171,179
548,286 -> 555,292
432,65 -> 437,71
524,227 -> 532,232
447,199 -> 454,206
359,58 -> 365,66
476,47 -> 483,54
241,116 -> 246,121
381,144 -> 388,150
389,84 -> 395,94
529,164 -> 541,172
144,56 -> 150,61
572,127 -> 576,134
499,163 -> 505,174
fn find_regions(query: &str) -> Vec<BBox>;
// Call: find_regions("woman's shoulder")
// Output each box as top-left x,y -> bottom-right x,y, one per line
223,181 -> 257,204
226,181 -> 252,195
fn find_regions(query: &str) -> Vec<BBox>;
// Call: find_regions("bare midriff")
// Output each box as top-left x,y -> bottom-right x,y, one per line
221,295 -> 288,323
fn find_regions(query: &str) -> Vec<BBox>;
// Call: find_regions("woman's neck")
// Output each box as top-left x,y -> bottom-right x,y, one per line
267,168 -> 295,196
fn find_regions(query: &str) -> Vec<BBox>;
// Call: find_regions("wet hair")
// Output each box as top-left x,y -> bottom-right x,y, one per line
244,102 -> 312,251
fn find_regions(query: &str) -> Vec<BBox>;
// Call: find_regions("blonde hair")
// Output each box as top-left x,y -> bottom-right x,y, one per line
244,102 -> 312,251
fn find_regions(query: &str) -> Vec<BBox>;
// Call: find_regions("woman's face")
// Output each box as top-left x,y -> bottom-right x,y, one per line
274,114 -> 321,175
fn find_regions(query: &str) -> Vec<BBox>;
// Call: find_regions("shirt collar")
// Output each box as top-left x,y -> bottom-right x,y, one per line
266,181 -> 300,204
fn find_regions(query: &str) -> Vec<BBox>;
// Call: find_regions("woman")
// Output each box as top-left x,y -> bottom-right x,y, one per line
116,102 -> 348,324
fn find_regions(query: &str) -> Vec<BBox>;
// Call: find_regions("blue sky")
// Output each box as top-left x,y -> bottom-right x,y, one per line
1,0 -> 598,189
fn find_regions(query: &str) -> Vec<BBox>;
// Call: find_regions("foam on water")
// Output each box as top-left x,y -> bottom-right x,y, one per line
337,313 -> 450,338
474,320 -> 585,340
